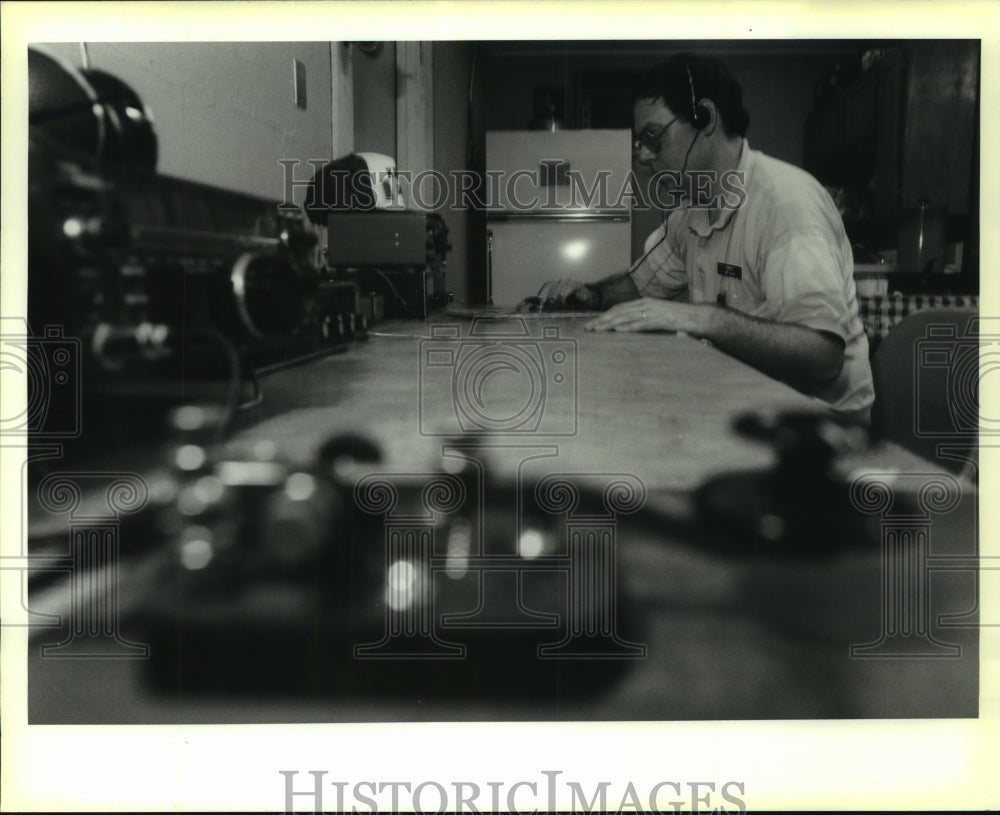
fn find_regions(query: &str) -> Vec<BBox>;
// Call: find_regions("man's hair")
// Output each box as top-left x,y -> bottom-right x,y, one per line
633,53 -> 750,138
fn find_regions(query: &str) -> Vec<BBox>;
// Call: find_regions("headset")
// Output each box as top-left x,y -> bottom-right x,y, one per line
685,62 -> 710,131
676,61 -> 710,186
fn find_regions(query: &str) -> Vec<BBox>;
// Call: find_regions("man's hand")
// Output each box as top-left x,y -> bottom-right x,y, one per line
542,278 -> 601,310
588,296 -> 845,396
585,297 -> 713,334
521,272 -> 640,312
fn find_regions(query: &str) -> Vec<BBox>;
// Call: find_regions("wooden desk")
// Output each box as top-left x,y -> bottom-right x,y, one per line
26,316 -> 979,722
226,317 -> 818,486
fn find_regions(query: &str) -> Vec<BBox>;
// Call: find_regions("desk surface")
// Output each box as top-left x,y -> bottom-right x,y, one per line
230,318 -> 835,485
26,316 -> 979,722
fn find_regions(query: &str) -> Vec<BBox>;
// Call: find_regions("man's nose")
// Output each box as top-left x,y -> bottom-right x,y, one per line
634,144 -> 657,165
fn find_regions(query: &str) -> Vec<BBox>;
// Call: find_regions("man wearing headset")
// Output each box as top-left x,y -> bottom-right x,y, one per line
544,53 -> 874,423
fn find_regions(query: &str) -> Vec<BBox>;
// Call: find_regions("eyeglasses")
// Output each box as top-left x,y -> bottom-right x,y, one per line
632,115 -> 681,155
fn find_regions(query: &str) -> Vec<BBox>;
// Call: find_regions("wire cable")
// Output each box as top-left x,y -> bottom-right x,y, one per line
371,267 -> 413,315
183,326 -> 244,441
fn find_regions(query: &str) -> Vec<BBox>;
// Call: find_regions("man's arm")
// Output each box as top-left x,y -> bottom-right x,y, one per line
545,264 -> 688,310
541,220 -> 687,309
586,298 -> 844,394
584,271 -> 640,308
542,271 -> 637,309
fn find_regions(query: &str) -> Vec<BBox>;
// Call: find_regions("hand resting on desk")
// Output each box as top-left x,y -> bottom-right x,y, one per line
586,296 -> 708,334
516,277 -> 601,312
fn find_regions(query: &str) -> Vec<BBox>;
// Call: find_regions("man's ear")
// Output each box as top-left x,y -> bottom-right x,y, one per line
697,99 -> 719,136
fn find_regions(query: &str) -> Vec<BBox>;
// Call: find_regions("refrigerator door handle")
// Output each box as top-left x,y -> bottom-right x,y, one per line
486,211 -> 631,223
486,229 -> 494,305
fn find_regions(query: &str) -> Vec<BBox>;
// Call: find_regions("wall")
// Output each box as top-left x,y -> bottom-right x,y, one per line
39,42 -> 333,204
900,40 -> 979,214
352,42 -> 397,157
350,42 -> 477,306
433,42 -> 475,306
481,43 -> 846,166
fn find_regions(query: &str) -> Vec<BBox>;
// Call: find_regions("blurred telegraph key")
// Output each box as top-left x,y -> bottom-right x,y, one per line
137,431 -> 643,698
134,404 -> 904,699
693,409 -> 882,556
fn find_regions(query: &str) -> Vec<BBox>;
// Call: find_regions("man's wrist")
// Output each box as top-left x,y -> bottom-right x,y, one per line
585,284 -> 604,309
698,302 -> 726,338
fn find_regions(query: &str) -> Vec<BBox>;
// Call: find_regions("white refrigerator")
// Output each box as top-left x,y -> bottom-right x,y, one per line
485,130 -> 632,307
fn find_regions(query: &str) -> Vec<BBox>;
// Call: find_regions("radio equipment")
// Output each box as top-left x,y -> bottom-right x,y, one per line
27,48 -> 365,394
324,210 -> 450,268
29,144 -> 347,370
305,153 -> 453,318
323,211 -> 451,319
24,46 -> 369,461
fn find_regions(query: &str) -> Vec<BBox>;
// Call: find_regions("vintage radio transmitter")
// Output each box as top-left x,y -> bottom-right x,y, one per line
323,211 -> 451,319
30,146 -> 319,363
23,47 -> 369,458
304,153 -> 452,318
323,210 -> 450,268
27,48 -> 367,382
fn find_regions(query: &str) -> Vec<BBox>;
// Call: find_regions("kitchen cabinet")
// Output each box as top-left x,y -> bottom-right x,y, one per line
871,52 -> 904,218
804,41 -> 978,222
899,41 -> 979,216
843,79 -> 877,148
804,48 -> 903,219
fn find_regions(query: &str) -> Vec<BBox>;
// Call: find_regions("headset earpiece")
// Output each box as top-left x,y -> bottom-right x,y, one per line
692,103 -> 709,130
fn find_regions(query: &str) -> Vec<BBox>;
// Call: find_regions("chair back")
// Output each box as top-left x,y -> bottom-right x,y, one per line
870,308 -> 980,475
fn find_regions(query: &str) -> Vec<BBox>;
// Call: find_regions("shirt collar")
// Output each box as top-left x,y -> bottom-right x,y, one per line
687,138 -> 753,238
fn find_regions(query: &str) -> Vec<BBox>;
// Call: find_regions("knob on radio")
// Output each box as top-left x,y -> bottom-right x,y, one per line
229,252 -> 316,339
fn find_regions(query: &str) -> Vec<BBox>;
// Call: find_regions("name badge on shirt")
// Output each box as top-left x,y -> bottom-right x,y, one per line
717,262 -> 742,279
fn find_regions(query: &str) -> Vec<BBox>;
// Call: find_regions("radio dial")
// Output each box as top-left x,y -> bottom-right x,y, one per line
230,252 -> 312,339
